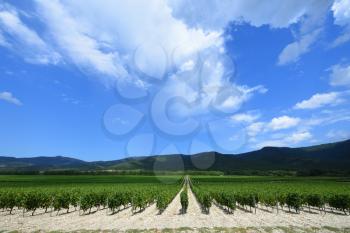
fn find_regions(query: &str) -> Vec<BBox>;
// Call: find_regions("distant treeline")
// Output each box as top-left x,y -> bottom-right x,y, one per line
0,169 -> 224,176
0,169 -> 349,176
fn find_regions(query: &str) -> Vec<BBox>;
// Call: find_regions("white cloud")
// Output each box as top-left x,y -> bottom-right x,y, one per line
0,29 -> 8,46
0,91 -> 22,106
156,41 -> 266,115
46,0 -> 222,80
0,4 -> 60,64
168,0 -> 327,30
327,129 -> 350,141
286,131 -> 312,143
255,139 -> 287,148
294,92 -> 346,109
248,108 -> 350,149
246,115 -> 301,137
267,115 -> 300,131
276,0 -> 330,65
34,0 -> 260,114
332,0 -> 350,26
331,32 -> 350,48
0,0 -> 335,115
331,0 -> 350,47
254,130 -> 312,149
247,122 -> 265,137
231,112 -> 260,123
170,0 -> 331,68
171,0 -> 330,66
305,109 -> 350,127
35,0 -> 129,84
277,29 -> 321,65
329,64 -> 350,87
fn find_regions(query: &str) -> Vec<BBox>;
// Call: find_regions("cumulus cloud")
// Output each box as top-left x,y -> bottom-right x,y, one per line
171,0 -> 331,66
35,0 -> 131,84
39,0 -> 224,81
0,4 -> 60,64
331,0 -> 350,47
329,64 -> 350,86
35,0 -> 260,114
294,92 -> 347,109
247,108 -> 350,149
0,91 -> 22,106
247,115 -> 301,137
267,115 -> 301,131
168,0 -> 327,30
171,0 -> 333,65
0,0 -> 339,115
0,0 -> 271,117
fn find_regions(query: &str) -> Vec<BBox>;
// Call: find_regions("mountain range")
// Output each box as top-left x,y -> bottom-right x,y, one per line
1,139 -> 349,173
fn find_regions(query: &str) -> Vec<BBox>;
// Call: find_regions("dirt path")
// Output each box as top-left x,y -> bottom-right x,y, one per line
162,187 -> 183,216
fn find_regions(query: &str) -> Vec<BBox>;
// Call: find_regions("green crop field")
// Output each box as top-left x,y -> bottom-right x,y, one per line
0,175 -> 183,215
0,175 -> 350,217
0,175 -> 182,187
190,176 -> 350,214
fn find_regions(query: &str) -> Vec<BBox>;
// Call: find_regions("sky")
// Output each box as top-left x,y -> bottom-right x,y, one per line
0,0 -> 350,161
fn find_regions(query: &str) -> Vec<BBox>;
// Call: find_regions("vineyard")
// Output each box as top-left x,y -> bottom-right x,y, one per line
0,175 -> 182,216
190,176 -> 350,215
0,175 -> 349,217
0,174 -> 350,233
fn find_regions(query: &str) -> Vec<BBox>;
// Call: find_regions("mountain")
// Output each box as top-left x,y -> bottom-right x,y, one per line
0,139 -> 349,173
0,156 -> 92,170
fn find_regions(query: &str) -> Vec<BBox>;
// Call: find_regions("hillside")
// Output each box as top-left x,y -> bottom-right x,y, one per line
0,139 -> 349,173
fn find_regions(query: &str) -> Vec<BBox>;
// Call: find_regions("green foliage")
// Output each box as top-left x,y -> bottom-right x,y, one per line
192,186 -> 212,214
53,192 -> 70,213
79,192 -> 95,213
236,192 -> 257,212
0,175 -> 182,216
107,191 -> 124,213
40,192 -> 52,212
23,191 -> 41,215
213,191 -> 236,213
304,194 -> 324,209
190,176 -> 350,215
260,193 -> 278,208
180,188 -> 188,214
131,192 -> 149,212
1,191 -> 18,214
285,193 -> 303,213
328,194 -> 350,213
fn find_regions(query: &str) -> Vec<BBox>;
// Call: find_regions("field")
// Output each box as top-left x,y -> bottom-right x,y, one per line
0,175 -> 350,233
191,176 -> 350,213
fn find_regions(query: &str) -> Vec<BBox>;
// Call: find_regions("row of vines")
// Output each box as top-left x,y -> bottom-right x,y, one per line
0,184 -> 180,216
190,177 -> 350,215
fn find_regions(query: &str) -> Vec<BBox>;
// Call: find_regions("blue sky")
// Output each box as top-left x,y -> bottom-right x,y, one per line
0,0 -> 350,161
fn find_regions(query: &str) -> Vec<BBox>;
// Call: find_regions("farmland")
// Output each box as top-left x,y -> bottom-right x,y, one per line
0,175 -> 182,215
0,175 -> 349,232
190,176 -> 350,214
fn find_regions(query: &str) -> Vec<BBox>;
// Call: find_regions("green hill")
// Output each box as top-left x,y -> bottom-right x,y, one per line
1,139 -> 349,174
